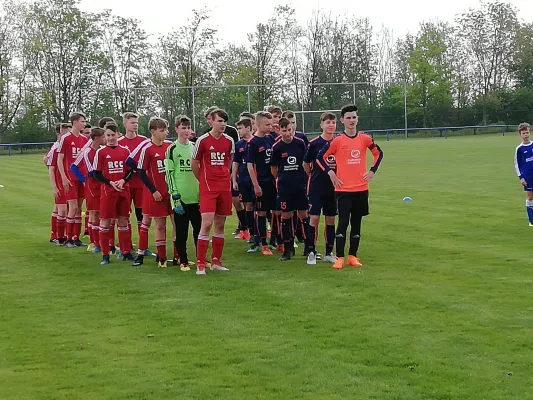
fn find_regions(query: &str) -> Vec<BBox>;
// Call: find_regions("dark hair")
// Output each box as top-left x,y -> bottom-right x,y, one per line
267,105 -> 282,115
175,115 -> 191,128
281,110 -> 295,119
70,112 -> 86,123
236,118 -> 253,129
210,109 -> 229,122
90,127 -> 105,139
204,106 -> 219,118
320,112 -> 337,122
340,104 -> 358,117
518,122 -> 531,133
149,117 -> 168,131
239,111 -> 255,120
55,123 -> 61,134
85,123 -> 92,129
278,117 -> 291,129
98,117 -> 116,128
105,122 -> 119,133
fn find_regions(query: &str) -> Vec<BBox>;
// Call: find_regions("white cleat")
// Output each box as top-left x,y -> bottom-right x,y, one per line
210,260 -> 229,271
196,267 -> 206,276
322,254 -> 337,263
306,252 -> 317,266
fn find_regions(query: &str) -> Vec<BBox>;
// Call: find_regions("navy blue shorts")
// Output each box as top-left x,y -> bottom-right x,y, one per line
308,190 -> 337,216
277,189 -> 308,212
239,182 -> 254,203
254,181 -> 277,212
524,176 -> 533,192
231,187 -> 240,197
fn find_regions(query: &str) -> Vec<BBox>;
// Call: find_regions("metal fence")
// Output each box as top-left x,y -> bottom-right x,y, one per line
0,124 -> 515,156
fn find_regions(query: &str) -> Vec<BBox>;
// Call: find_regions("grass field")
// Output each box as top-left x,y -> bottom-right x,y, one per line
1,134 -> 532,400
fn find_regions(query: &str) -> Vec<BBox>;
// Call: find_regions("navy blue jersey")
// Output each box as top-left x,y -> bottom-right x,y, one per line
515,142 -> 533,179
246,134 -> 274,184
304,135 -> 335,194
295,131 -> 309,147
271,137 -> 307,191
233,138 -> 251,185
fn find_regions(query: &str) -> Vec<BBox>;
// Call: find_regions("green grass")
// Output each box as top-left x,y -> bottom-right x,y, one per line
1,134 -> 532,399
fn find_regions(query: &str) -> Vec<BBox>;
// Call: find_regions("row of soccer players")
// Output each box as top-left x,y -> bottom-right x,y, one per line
45,104 -> 383,273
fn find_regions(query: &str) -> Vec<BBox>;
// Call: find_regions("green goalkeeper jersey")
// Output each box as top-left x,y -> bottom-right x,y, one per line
165,140 -> 199,205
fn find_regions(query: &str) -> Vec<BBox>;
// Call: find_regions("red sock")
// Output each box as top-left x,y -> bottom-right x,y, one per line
92,225 -> 100,247
109,222 -> 116,247
57,216 -> 66,239
211,233 -> 225,261
66,218 -> 75,241
156,234 -> 167,261
196,235 -> 210,265
73,218 -> 82,241
138,223 -> 149,253
84,213 -> 89,233
50,213 -> 58,240
118,225 -> 132,254
100,226 -> 110,256
137,221 -> 142,236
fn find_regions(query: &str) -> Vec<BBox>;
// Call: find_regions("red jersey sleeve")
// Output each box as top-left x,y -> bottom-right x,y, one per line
137,145 -> 150,170
93,148 -> 105,172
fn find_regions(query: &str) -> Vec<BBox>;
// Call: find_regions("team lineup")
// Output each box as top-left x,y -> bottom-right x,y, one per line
44,104 -> 384,275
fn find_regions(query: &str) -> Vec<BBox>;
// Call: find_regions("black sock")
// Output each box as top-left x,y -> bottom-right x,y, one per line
326,224 -> 335,255
236,210 -> 246,231
135,208 -> 143,224
306,224 -> 316,253
257,215 -> 267,246
281,218 -> 292,249
246,211 -> 255,236
269,214 -> 278,246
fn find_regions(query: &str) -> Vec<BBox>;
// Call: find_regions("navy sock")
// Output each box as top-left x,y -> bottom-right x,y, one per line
306,224 -> 316,253
326,224 -> 335,255
257,216 -> 267,246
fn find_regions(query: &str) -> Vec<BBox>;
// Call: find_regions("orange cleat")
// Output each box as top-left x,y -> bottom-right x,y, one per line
242,230 -> 251,241
235,231 -> 245,240
261,245 -> 273,256
347,255 -> 363,267
332,257 -> 344,269
276,244 -> 284,253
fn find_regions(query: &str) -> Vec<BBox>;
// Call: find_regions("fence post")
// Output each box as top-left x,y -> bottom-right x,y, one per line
502,126 -> 505,136
386,130 -> 390,141
8,145 -> 11,156
444,128 -> 448,139
247,86 -> 251,112
134,88 -> 138,113
352,83 -> 356,104
191,86 -> 196,133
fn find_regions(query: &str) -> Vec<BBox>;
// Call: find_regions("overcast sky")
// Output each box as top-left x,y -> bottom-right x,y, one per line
79,0 -> 533,45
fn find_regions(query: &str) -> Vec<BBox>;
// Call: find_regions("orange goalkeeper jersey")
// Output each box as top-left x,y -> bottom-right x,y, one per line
317,132 -> 383,192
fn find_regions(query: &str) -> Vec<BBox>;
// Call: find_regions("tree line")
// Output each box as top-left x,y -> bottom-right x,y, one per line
0,0 -> 532,142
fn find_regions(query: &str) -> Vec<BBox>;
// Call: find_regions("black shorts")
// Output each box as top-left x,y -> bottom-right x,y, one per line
277,189 -> 308,212
254,181 -> 277,212
239,182 -> 254,204
308,190 -> 337,216
336,191 -> 369,217
231,187 -> 240,197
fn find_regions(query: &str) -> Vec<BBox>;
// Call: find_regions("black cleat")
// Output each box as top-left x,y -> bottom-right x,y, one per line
122,252 -> 135,261
279,251 -> 292,261
232,228 -> 240,236
132,255 -> 144,267
56,238 -> 66,246
110,246 -> 117,255
101,255 -> 110,265
74,239 -> 85,247
296,235 -> 305,244
172,258 -> 179,266
66,240 -> 77,248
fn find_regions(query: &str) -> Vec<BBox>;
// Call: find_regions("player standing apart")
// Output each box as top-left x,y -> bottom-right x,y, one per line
270,118 -> 309,261
514,123 -> 533,225
135,118 -> 172,268
233,118 -> 254,242
165,115 -> 201,272
304,112 -> 338,265
192,108 -> 234,275
56,112 -> 89,248
92,123 -> 135,265
318,104 -> 383,269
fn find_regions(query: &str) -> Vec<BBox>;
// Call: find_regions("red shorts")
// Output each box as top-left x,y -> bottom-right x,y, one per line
146,196 -> 172,218
129,186 -> 144,208
200,191 -> 232,216
85,185 -> 101,212
54,185 -> 67,205
99,188 -> 131,219
66,179 -> 85,201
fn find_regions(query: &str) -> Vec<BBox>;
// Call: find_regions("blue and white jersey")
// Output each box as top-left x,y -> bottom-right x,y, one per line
514,142 -> 533,179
